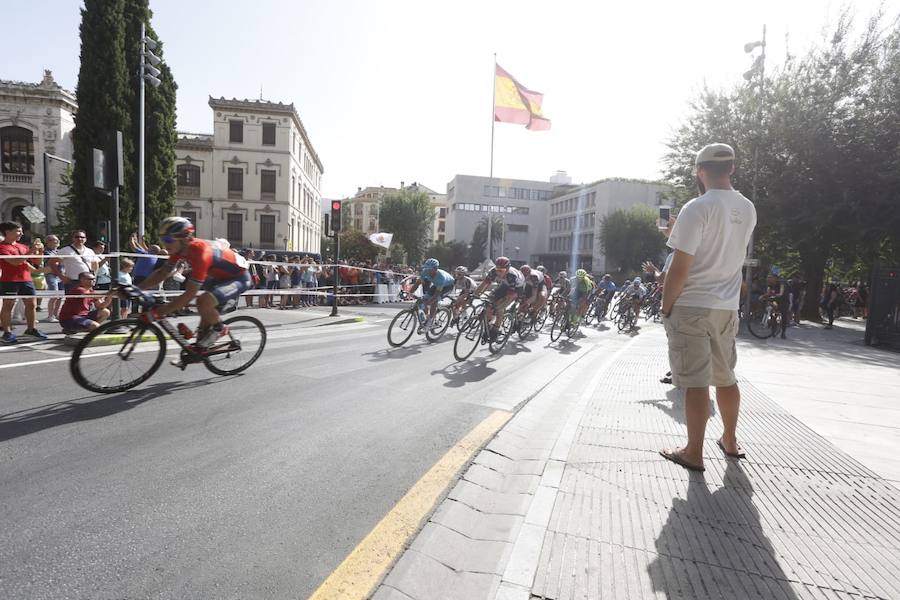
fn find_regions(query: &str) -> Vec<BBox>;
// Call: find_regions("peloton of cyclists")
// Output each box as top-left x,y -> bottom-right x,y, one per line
407,257 -> 454,334
472,256 -> 524,341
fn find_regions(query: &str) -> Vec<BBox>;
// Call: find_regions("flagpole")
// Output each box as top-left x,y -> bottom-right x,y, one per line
487,53 -> 496,262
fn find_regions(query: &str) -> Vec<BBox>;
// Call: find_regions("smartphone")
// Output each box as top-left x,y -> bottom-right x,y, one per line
658,206 -> 671,229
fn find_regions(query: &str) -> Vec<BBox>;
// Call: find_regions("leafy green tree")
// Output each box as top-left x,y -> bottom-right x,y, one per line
338,229 -> 378,262
468,215 -> 504,266
378,189 -> 435,264
664,10 -> 900,319
124,0 -> 178,240
425,240 -> 469,270
69,0 -> 131,242
598,205 -> 667,276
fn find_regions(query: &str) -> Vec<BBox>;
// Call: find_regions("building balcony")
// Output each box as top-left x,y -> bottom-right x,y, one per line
177,184 -> 200,197
1,173 -> 35,185
228,189 -> 243,200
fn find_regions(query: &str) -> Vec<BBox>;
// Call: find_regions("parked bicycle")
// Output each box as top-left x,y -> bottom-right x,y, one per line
70,285 -> 266,393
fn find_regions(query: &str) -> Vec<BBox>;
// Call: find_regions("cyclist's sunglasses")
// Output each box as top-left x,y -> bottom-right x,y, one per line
160,235 -> 179,244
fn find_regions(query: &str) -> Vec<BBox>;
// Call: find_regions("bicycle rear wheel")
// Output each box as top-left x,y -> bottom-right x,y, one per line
747,306 -> 775,339
70,318 -> 166,393
534,306 -> 549,331
426,307 -> 452,342
453,316 -> 483,361
387,308 -> 416,347
203,315 -> 267,376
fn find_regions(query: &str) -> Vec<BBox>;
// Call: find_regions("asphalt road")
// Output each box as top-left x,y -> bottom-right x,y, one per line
0,304 -> 632,599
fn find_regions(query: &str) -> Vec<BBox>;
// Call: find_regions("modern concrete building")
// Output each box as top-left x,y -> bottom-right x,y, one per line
174,96 -> 324,252
445,174 -> 560,265
539,178 -> 672,275
0,70 -> 76,237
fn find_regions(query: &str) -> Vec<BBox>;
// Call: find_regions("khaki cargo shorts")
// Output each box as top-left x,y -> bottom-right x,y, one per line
663,306 -> 739,388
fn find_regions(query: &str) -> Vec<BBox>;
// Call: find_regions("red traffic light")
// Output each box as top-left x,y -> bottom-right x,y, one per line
331,201 -> 342,210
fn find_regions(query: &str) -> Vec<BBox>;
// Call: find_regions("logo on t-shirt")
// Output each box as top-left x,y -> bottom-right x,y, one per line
729,208 -> 743,224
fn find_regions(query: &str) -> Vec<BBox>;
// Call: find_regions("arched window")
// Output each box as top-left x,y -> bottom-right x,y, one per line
0,126 -> 35,175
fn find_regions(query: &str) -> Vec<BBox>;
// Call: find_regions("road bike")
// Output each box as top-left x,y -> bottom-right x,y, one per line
453,296 -> 514,361
616,301 -> 639,332
747,297 -> 784,339
387,292 -> 452,347
70,285 -> 267,394
550,297 -> 582,342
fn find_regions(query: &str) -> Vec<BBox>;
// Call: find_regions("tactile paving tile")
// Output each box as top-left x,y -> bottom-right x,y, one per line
531,331 -> 900,600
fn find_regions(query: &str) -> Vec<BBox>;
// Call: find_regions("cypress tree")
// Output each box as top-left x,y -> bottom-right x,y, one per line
123,0 -> 178,241
70,0 -> 131,241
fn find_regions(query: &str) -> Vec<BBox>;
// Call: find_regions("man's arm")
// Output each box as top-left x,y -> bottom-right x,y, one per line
661,249 -> 695,316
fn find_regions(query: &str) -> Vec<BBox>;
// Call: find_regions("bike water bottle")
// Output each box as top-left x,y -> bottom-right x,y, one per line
177,323 -> 194,340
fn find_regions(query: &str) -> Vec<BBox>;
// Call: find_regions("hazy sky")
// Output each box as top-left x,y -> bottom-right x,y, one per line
3,1 -> 896,199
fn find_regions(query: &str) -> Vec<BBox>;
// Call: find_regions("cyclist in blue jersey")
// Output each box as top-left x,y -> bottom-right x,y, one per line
408,257 -> 454,333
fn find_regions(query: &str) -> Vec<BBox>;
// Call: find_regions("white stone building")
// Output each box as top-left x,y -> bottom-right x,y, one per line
341,181 -> 447,242
175,96 -> 324,253
0,71 -> 76,237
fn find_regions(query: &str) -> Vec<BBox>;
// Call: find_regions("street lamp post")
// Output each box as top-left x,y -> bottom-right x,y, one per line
743,25 -> 766,321
42,152 -> 72,237
139,23 -> 163,237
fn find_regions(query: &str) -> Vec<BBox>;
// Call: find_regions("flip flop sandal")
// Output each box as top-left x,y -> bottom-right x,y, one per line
717,438 -> 746,459
659,449 -> 705,472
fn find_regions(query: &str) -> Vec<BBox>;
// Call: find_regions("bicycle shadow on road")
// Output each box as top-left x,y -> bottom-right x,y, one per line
0,379 -> 220,443
362,344 -> 424,362
432,358 -> 498,388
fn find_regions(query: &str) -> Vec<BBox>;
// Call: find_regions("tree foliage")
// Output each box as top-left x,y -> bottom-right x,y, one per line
338,229 -> 379,262
468,215 -> 504,266
69,0 -> 177,244
378,189 -> 435,264
425,240 -> 469,270
665,10 -> 900,318
69,0 -> 131,242
598,205 -> 667,276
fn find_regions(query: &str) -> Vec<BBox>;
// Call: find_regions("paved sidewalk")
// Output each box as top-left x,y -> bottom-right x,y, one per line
375,325 -> 900,600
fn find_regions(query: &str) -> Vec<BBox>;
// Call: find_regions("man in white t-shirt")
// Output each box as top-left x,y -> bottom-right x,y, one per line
659,143 -> 757,472
54,229 -> 98,289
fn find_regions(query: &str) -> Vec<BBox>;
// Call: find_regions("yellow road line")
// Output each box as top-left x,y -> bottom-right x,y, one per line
308,409 -> 512,600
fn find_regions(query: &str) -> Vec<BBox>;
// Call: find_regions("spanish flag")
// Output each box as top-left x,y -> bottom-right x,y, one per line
494,64 -> 551,131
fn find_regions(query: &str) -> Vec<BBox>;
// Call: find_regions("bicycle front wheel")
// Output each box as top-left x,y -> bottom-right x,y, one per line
534,306 -> 549,331
70,318 -> 166,393
550,312 -> 566,342
453,316 -> 483,361
747,307 -> 775,339
426,307 -> 452,342
387,308 -> 416,347
490,312 -> 514,354
203,315 -> 267,376
457,305 -> 475,331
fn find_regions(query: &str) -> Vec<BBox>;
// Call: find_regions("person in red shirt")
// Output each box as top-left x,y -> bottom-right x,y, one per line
1,221 -> 47,344
136,216 -> 251,348
59,271 -> 113,334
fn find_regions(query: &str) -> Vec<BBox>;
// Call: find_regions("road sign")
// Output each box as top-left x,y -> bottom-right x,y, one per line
744,258 -> 760,267
20,206 -> 46,224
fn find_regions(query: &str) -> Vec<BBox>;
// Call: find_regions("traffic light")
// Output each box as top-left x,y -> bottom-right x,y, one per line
331,200 -> 343,232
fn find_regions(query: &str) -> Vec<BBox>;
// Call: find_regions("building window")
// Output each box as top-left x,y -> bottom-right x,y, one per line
260,169 -> 276,199
0,126 -> 35,175
262,122 -> 276,146
438,207 -> 447,218
181,210 -> 197,225
438,221 -> 446,232
227,168 -> 243,199
229,120 -> 243,143
260,214 -> 275,247
227,213 -> 243,243
176,164 -> 201,197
